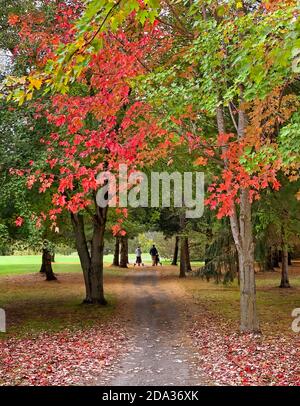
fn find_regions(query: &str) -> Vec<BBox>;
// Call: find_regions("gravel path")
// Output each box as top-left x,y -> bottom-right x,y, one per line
96,269 -> 209,386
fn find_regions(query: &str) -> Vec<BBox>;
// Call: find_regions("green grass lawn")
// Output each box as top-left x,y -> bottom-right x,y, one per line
0,255 -> 80,276
0,254 -> 135,276
0,254 -> 202,276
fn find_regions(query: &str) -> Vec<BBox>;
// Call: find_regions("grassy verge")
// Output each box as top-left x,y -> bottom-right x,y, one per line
0,268 -> 125,339
0,255 -> 131,276
182,264 -> 300,335
0,254 -> 203,276
0,254 -> 120,276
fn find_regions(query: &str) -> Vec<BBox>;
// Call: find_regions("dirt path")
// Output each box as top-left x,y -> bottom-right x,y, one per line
95,268 -> 210,386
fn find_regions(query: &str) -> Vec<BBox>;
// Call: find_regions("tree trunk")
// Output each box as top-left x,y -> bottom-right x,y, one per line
184,237 -> 192,272
40,258 -> 46,274
238,246 -> 258,332
42,248 -> 57,281
264,247 -> 274,272
171,236 -> 179,266
272,249 -> 280,268
204,243 -> 210,267
71,209 -> 108,304
89,214 -> 107,304
288,252 -> 292,266
51,252 -> 55,263
217,102 -> 259,333
71,213 -> 92,302
113,237 -> 120,266
204,213 -> 213,267
179,236 -> 186,278
236,251 -> 240,286
230,191 -> 259,333
120,236 -> 128,268
280,244 -> 291,288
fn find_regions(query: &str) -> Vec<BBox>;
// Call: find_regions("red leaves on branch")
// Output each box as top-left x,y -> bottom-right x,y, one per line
10,1 -> 172,230
8,1 -> 80,66
184,126 -> 281,219
8,14 -> 19,26
112,224 -> 127,237
15,217 -> 24,227
205,133 -> 281,219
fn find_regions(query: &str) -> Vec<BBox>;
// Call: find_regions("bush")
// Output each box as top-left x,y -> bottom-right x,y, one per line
0,224 -> 12,255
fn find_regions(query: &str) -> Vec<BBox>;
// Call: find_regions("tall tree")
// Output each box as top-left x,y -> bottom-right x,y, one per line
171,236 -> 179,266
134,0 -> 298,332
6,1 -> 171,303
7,0 -> 300,329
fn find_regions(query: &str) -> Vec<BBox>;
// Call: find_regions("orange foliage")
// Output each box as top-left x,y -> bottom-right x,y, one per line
246,87 -> 299,147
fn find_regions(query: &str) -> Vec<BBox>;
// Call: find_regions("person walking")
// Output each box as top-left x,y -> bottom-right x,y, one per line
134,246 -> 144,267
150,244 -> 158,266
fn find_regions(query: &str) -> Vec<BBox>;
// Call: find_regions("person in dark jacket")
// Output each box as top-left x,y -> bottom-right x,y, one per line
150,244 -> 162,266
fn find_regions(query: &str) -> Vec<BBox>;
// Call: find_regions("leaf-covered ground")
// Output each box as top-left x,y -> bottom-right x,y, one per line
0,322 -> 127,386
189,314 -> 300,386
0,270 -> 130,386
180,263 -> 300,386
1,265 -> 300,386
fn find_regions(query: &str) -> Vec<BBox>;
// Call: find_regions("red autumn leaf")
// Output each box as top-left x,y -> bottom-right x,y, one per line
15,216 -> 24,227
194,157 -> 208,166
8,14 -> 19,26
